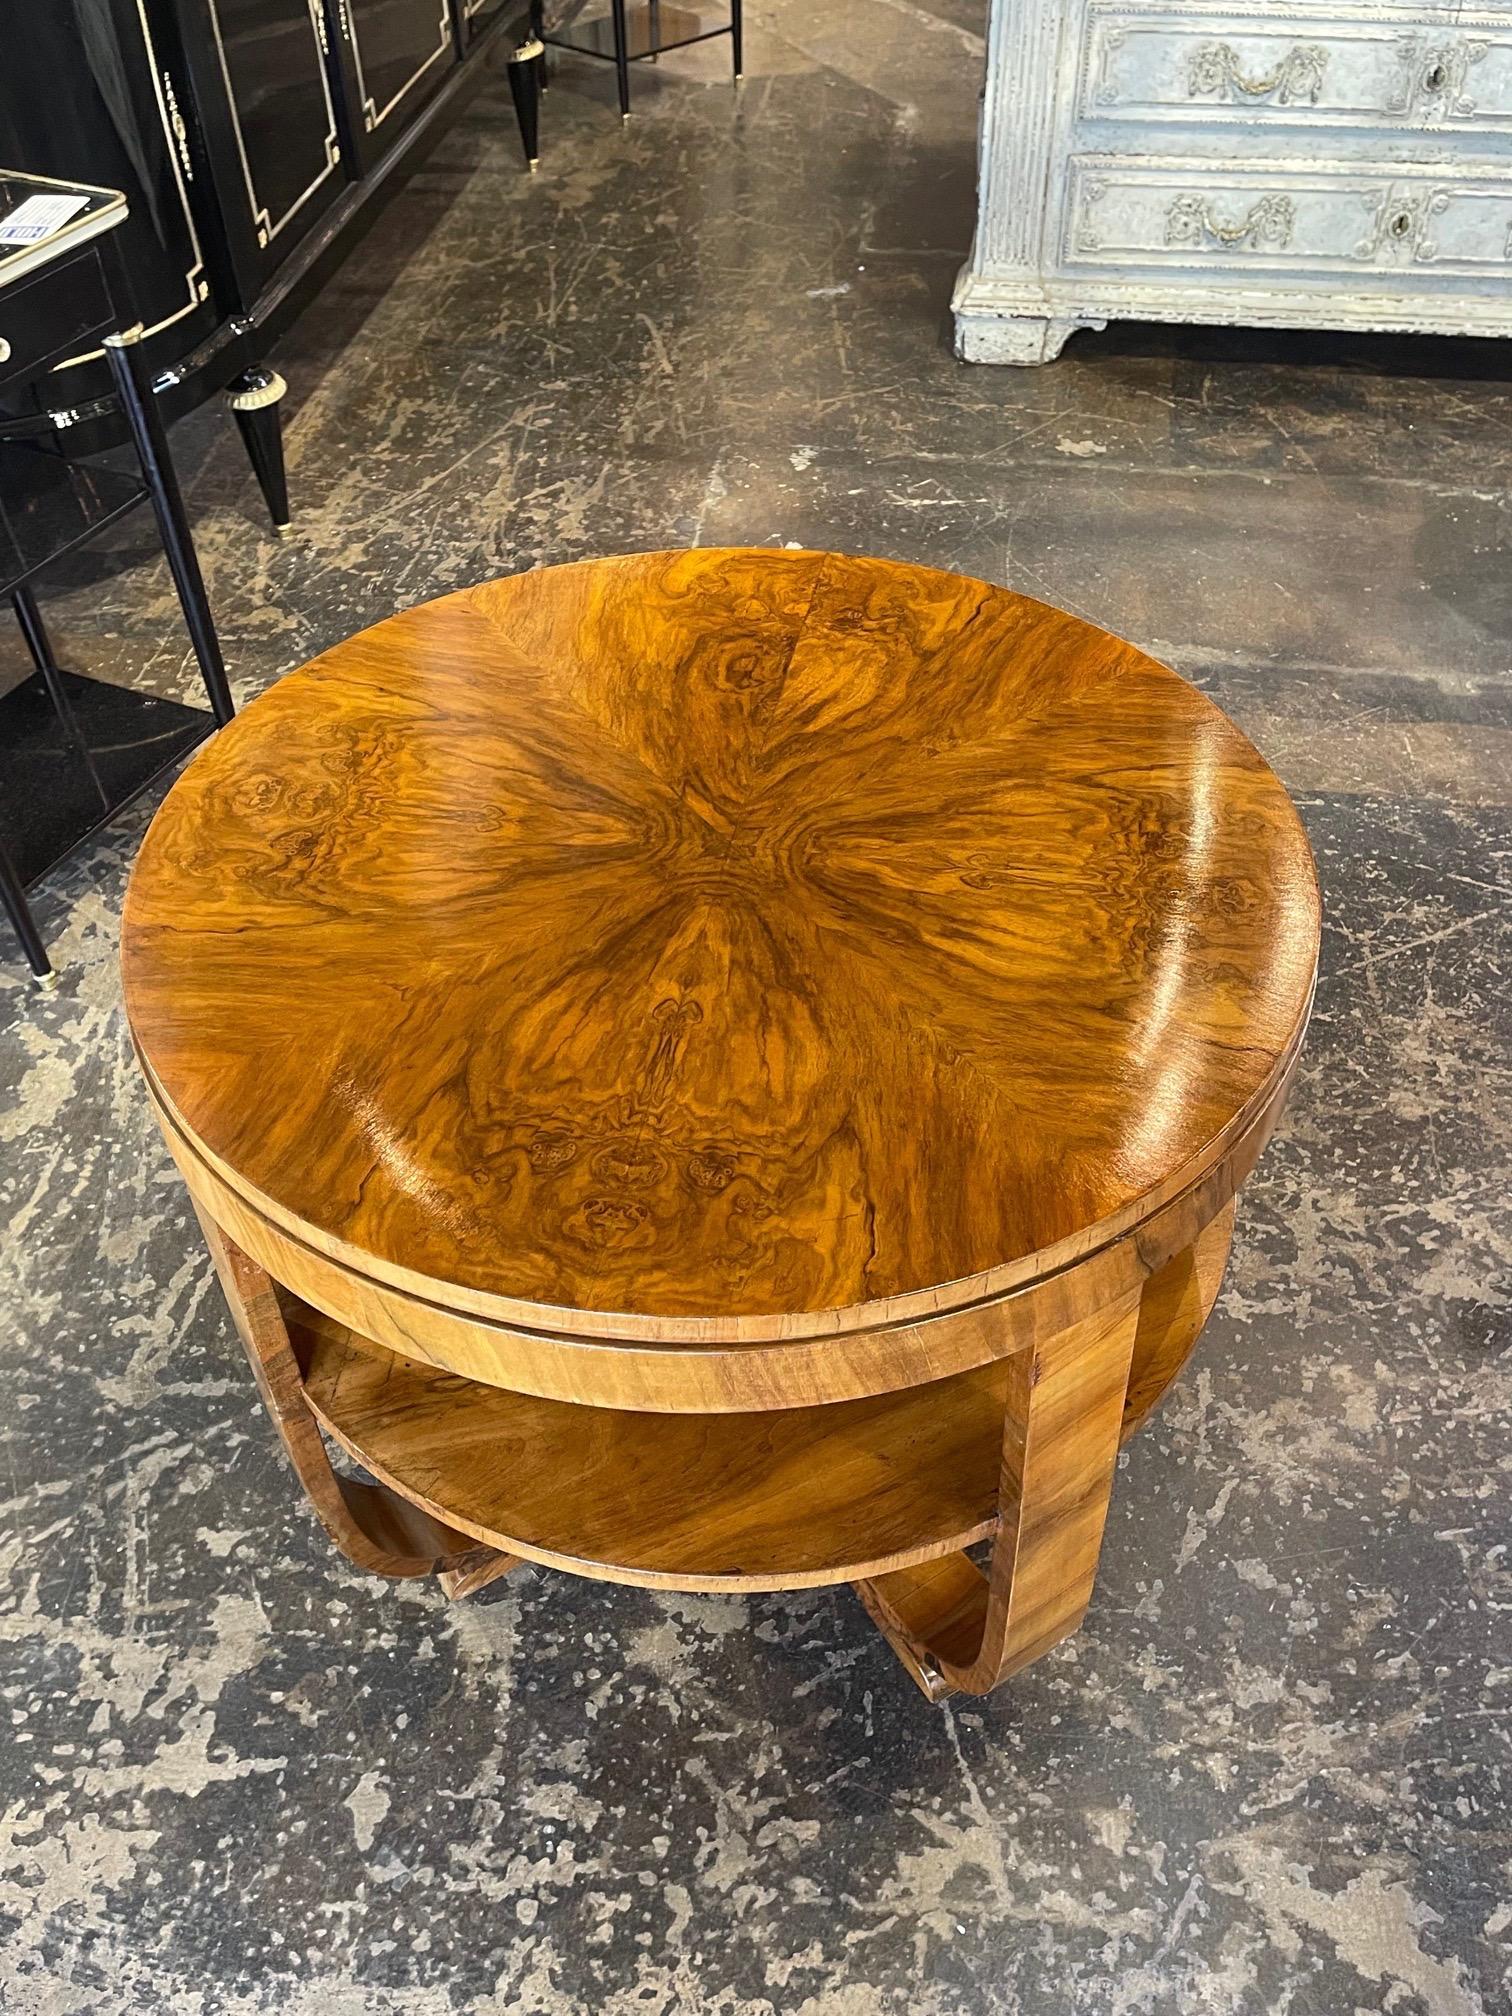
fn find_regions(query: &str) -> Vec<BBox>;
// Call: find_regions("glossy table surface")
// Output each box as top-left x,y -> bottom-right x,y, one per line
122,549 -> 1320,1347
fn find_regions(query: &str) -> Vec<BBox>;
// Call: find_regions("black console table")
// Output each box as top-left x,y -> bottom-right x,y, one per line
0,0 -> 512,529
534,1 -> 740,121
0,172 -> 233,989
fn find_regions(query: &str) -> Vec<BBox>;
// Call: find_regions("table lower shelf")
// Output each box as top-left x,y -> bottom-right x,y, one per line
0,441 -> 146,600
293,1304 -> 1005,1592
193,1187 -> 1243,1697
0,668 -> 213,886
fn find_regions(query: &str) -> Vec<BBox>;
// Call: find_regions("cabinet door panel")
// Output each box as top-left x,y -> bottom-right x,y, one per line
340,0 -> 455,143
203,0 -> 343,253
460,0 -> 507,42
0,0 -> 220,387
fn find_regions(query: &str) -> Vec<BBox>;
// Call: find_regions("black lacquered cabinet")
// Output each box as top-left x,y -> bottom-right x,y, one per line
335,0 -> 458,163
3,2 -> 221,382
172,0 -> 348,291
0,0 -> 507,525
461,0 -> 511,44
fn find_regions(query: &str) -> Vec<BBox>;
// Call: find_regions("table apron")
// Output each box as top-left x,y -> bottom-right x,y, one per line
145,1051 -> 1296,1413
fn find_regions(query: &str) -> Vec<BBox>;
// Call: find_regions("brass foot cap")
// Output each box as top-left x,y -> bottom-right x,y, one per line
227,369 -> 288,413
33,969 -> 60,993
273,521 -> 293,538
527,158 -> 539,172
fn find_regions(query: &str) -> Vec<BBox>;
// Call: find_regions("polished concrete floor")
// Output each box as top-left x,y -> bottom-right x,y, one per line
2,2 -> 1510,2011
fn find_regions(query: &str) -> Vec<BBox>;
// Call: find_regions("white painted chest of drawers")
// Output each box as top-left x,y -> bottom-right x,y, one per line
952,0 -> 1512,360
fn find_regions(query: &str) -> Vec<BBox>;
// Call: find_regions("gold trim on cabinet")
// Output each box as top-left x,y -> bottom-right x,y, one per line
53,0 -> 210,373
343,0 -> 453,134
206,0 -> 342,250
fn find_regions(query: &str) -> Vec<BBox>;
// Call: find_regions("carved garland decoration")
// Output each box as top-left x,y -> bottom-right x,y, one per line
1186,40 -> 1329,105
1164,192 -> 1295,251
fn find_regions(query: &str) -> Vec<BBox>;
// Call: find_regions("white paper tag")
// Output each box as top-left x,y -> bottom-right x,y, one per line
0,193 -> 92,246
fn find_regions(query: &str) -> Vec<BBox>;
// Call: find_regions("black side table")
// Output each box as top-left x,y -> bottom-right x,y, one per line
0,170 -> 233,988
510,0 -> 741,163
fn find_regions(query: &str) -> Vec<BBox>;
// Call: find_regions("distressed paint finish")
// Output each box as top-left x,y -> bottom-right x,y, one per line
0,0 -> 1508,2008
955,0 -> 1512,360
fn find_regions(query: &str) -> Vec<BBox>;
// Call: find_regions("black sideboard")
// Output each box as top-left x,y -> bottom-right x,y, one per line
0,0 -> 511,527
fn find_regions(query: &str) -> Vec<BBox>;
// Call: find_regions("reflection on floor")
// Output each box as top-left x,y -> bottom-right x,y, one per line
1,1 -> 1508,2010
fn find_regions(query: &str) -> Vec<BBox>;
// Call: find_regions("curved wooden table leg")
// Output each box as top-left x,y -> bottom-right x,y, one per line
1122,1199 -> 1236,1445
196,1207 -> 520,1591
856,1204 -> 1238,1701
438,1551 -> 522,1600
853,1289 -> 1142,1701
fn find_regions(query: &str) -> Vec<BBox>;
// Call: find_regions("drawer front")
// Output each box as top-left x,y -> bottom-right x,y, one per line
1079,7 -> 1512,133
0,250 -> 116,389
1063,159 -> 1512,277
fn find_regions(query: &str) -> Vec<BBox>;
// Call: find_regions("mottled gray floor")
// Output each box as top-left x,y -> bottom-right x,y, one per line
3,2 -> 1511,2011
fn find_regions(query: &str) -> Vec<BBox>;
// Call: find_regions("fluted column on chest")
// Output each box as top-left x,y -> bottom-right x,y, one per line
954,0 -> 1107,362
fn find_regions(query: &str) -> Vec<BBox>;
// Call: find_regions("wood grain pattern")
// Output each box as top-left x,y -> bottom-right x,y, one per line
140,1023 -> 1296,1411
854,1289 -> 1142,1698
437,1550 -> 522,1601
129,551 -> 1319,1697
295,1303 -> 1007,1590
201,1195 -> 1229,1671
1122,1197 -> 1235,1443
123,550 -> 1320,1365
196,1210 -> 497,1580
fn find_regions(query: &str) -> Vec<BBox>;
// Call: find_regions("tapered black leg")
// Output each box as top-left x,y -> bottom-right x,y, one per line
104,327 -> 235,729
0,843 -> 54,986
12,587 -> 72,719
11,587 -> 98,778
226,366 -> 291,536
731,0 -> 742,80
508,40 -> 543,169
611,0 -> 631,117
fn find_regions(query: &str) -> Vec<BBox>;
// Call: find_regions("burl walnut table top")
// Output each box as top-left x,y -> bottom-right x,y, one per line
122,549 -> 1319,1352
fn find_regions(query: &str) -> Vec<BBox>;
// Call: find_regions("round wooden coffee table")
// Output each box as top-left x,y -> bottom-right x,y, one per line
123,549 -> 1319,1701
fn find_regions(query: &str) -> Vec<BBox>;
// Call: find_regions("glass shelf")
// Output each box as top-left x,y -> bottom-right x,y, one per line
0,443 -> 213,894
543,2 -> 733,63
0,666 -> 212,888
0,441 -> 144,602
